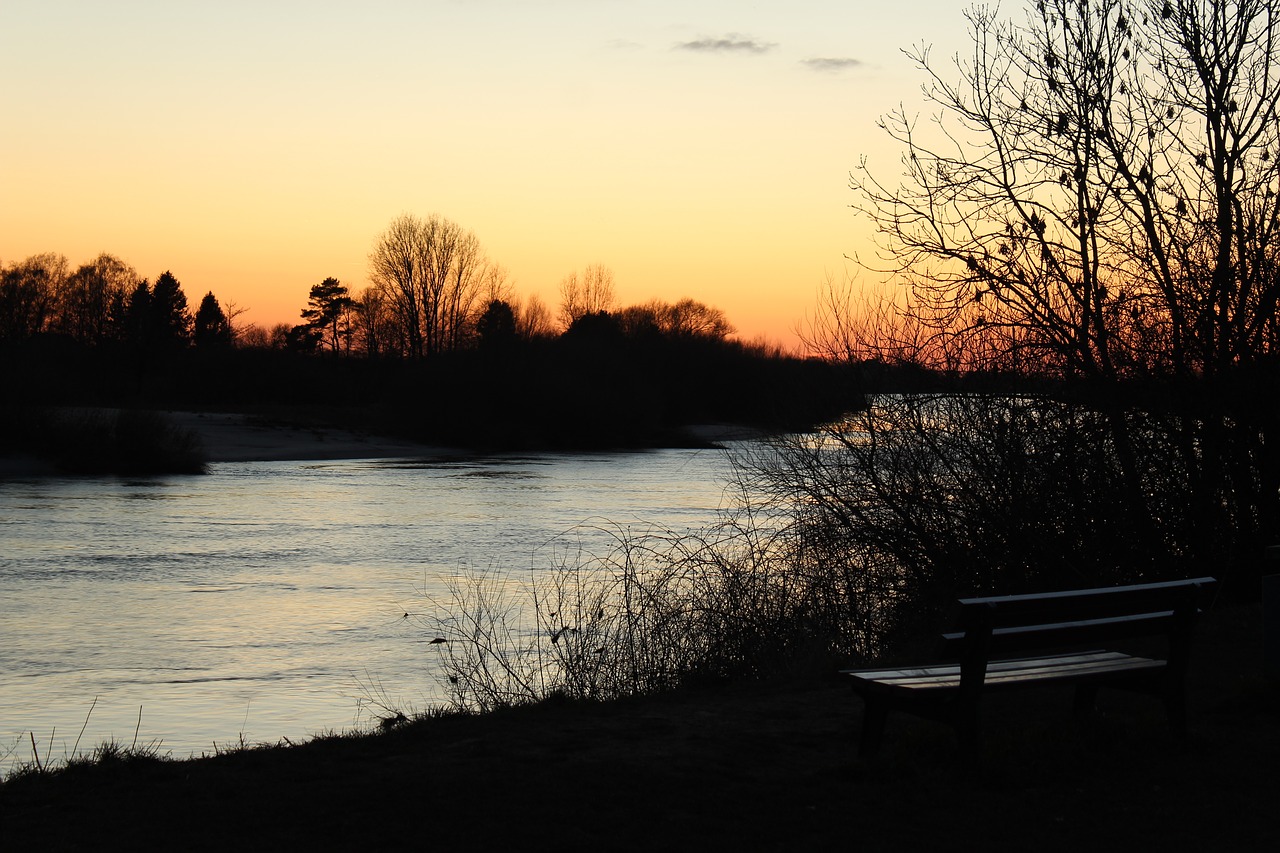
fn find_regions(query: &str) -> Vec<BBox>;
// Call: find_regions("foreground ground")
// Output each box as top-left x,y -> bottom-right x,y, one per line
2,604 -> 1275,851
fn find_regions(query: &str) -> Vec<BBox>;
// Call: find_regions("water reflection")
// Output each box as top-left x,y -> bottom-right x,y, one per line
0,448 -> 737,772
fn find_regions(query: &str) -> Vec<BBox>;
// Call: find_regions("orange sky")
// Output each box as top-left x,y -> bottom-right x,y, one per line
1,1 -> 970,350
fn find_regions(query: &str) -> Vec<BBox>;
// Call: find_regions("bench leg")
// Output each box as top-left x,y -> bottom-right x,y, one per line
858,701 -> 888,759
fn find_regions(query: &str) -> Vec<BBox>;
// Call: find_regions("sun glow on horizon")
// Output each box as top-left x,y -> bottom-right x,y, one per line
1,1 -> 968,349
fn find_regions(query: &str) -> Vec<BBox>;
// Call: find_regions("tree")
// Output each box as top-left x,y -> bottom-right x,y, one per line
350,286 -> 395,357
368,213 -> 488,358
55,254 -> 137,345
235,324 -> 273,349
0,253 -> 67,342
285,323 -> 322,352
516,293 -> 557,339
835,0 -> 1280,588
478,263 -> 514,307
475,299 -> 518,349
116,271 -> 191,356
853,0 -> 1280,381
193,291 -> 233,348
300,277 -> 354,354
614,298 -> 735,340
615,303 -> 662,338
150,271 -> 191,347
557,264 -> 616,330
655,298 -> 735,338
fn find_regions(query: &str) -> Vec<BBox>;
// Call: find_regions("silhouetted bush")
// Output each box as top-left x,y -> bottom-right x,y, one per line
1,408 -> 206,475
422,384 -> 1259,711
422,506 -> 884,711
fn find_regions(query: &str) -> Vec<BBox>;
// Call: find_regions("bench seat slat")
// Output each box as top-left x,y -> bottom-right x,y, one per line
846,651 -> 1164,695
845,650 -> 1130,682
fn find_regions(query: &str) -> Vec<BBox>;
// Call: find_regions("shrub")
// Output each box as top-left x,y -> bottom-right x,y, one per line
2,407 -> 206,475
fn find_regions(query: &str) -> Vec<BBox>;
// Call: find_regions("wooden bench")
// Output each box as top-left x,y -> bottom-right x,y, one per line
843,577 -> 1217,759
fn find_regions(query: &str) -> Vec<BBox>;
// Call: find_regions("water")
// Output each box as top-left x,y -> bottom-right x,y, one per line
0,448 -> 740,773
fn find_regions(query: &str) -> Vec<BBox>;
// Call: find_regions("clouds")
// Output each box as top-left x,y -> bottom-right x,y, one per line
673,32 -> 863,73
677,34 -> 776,54
801,57 -> 864,73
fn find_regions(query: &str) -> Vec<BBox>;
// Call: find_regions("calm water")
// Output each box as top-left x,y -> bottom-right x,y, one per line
0,448 -> 739,773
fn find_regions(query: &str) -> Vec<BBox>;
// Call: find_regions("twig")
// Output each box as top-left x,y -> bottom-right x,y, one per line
29,732 -> 43,773
131,706 -> 142,751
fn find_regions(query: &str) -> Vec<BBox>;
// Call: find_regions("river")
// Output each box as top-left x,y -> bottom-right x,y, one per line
0,448 -> 741,773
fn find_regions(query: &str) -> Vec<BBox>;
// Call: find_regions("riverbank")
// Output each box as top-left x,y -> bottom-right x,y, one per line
2,604 -> 1275,851
0,408 -> 760,475
165,411 -> 761,463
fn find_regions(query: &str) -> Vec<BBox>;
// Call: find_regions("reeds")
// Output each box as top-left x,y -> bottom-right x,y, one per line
2,701 -> 167,783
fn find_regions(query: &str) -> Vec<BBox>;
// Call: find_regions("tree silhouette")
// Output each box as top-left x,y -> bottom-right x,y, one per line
557,264 -> 616,330
852,0 -> 1280,382
151,271 -> 191,347
300,277 -> 353,353
193,291 -> 233,348
829,0 -> 1280,587
475,299 -> 518,349
0,253 -> 67,342
56,254 -> 137,345
368,213 -> 489,358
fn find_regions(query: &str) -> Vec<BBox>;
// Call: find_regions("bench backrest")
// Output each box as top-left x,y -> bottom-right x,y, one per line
940,577 -> 1216,679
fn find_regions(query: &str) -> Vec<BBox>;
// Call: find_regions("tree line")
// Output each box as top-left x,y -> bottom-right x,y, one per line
1,212 -> 739,361
275,214 -> 736,359
1,218 -> 851,451
0,253 -> 233,351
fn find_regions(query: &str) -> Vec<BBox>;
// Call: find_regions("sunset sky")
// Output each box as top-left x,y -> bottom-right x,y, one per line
2,1 -> 971,348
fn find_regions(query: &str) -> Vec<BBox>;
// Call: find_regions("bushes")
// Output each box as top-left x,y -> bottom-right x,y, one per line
1,407 -> 206,475
423,501 -> 900,712
425,388 -> 1254,710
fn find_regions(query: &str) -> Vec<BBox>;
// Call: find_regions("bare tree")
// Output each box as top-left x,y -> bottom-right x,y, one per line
235,323 -> 272,349
616,298 -> 736,339
833,0 -> 1280,585
0,253 -> 68,342
854,0 -> 1280,380
801,273 -> 947,367
55,253 -> 138,345
558,264 -> 616,329
350,286 -> 396,357
369,214 -> 426,356
478,262 -> 514,307
368,213 -> 491,357
656,298 -> 735,338
516,293 -> 557,339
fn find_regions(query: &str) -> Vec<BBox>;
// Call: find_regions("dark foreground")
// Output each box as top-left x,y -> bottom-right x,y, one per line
2,606 -> 1276,852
